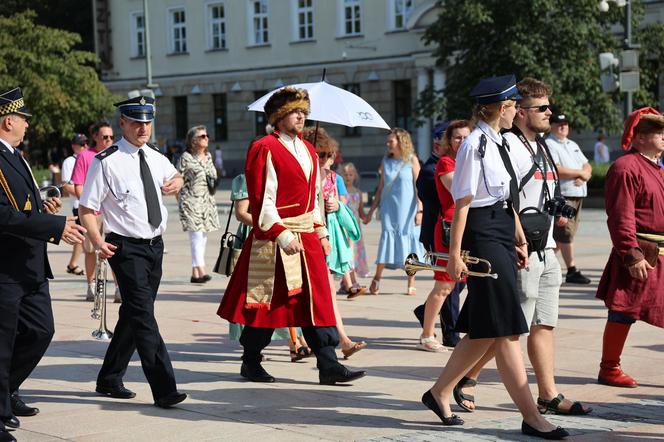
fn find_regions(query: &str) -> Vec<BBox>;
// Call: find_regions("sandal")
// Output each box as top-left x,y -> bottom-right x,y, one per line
416,336 -> 446,353
290,346 -> 311,362
346,284 -> 366,300
407,286 -> 417,296
341,341 -> 367,359
66,265 -> 85,276
537,393 -> 592,415
453,376 -> 477,413
369,279 -> 380,295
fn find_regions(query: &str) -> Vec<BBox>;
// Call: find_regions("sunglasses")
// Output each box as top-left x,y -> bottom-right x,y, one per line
196,134 -> 209,139
520,104 -> 552,113
102,135 -> 113,140
318,152 -> 335,159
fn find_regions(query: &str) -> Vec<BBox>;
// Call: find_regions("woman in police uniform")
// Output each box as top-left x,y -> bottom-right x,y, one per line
420,76 -> 569,440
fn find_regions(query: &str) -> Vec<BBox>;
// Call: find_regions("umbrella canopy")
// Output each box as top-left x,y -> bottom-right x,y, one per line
248,81 -> 391,130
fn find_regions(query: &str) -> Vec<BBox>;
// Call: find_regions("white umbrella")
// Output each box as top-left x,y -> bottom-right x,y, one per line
247,81 -> 391,130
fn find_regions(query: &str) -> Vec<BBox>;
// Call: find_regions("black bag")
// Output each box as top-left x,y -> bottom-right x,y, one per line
519,206 -> 551,258
441,219 -> 452,248
206,175 -> 218,195
213,202 -> 241,276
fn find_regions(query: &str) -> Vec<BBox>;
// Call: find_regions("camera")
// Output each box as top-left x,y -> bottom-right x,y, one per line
543,196 -> 577,219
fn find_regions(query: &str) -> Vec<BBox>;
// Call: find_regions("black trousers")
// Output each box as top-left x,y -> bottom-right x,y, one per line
0,281 -> 54,420
240,325 -> 340,371
98,236 -> 176,401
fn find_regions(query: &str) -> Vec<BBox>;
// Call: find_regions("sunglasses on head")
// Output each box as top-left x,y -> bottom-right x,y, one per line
520,104 -> 552,113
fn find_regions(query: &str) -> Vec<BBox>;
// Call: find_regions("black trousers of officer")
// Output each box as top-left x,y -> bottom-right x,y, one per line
240,325 -> 340,371
98,235 -> 176,400
0,281 -> 54,420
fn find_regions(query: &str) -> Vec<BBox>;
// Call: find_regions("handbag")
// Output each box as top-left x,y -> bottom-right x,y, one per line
206,175 -> 218,195
213,202 -> 241,276
441,219 -> 452,248
519,206 -> 551,260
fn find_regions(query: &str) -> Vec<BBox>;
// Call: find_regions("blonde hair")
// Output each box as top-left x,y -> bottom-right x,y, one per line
340,162 -> 359,186
471,100 -> 516,126
389,127 -> 414,161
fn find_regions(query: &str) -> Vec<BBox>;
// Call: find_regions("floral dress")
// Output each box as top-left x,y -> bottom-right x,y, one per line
345,189 -> 369,277
177,151 -> 220,232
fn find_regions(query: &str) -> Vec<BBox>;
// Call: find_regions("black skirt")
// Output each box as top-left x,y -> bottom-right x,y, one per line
455,202 -> 529,339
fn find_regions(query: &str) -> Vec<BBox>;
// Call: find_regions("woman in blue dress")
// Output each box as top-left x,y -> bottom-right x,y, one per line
365,128 -> 425,295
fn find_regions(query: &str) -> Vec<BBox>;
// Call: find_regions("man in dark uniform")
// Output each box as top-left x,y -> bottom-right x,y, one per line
0,87 -> 86,442
79,96 -> 187,408
414,122 -> 462,347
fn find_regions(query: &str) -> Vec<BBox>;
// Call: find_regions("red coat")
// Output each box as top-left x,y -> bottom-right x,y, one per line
596,151 -> 664,327
217,132 -> 336,328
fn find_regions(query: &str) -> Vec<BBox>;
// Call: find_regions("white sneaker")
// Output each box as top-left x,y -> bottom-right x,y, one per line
114,287 -> 122,303
86,283 -> 95,302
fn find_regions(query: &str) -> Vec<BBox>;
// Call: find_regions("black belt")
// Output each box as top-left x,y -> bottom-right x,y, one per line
106,232 -> 162,246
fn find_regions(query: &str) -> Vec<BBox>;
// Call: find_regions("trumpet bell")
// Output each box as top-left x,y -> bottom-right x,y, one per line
92,329 -> 113,340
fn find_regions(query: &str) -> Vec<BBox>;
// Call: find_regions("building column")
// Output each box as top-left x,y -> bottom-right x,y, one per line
416,68 -> 431,160
433,67 -> 446,97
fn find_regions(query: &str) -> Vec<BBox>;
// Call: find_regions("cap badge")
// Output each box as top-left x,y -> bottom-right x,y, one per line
139,97 -> 146,106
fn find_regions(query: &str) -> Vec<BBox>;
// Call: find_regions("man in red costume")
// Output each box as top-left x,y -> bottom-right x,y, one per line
217,87 -> 366,385
596,107 -> 664,388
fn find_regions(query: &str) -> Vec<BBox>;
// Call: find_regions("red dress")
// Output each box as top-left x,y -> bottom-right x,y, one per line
217,132 -> 336,327
596,151 -> 664,327
433,156 -> 457,282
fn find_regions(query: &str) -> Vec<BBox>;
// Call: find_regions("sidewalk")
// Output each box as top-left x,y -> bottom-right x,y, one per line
12,197 -> 664,441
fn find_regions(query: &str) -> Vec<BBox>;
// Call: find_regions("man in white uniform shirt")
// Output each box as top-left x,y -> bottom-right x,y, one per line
546,113 -> 592,284
79,96 -> 187,408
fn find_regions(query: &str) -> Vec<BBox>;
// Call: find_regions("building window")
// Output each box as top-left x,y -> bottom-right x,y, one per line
393,80 -> 412,131
344,83 -> 362,137
294,0 -> 314,41
131,12 -> 145,57
339,0 -> 361,36
208,3 -> 226,50
169,8 -> 187,53
249,0 -> 269,45
174,96 -> 188,139
391,0 -> 412,30
213,93 -> 228,141
254,90 -> 268,135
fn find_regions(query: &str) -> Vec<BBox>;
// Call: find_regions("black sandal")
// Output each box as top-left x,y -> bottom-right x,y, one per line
537,393 -> 592,415
453,376 -> 477,413
66,265 -> 85,276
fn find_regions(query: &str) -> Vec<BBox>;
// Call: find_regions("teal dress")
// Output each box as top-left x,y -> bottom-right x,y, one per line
227,174 -> 302,342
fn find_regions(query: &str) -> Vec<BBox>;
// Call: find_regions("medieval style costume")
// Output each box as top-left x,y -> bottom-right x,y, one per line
596,107 -> 664,388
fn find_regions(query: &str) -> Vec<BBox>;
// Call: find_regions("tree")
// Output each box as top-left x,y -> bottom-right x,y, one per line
419,0 -> 663,133
0,11 -> 116,164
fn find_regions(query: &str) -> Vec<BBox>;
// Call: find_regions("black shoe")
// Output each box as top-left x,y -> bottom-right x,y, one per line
10,393 -> 39,417
0,429 -> 16,442
202,274 -> 212,282
413,304 -> 425,328
421,390 -> 464,426
1,416 -> 19,429
240,362 -> 275,383
96,384 -> 137,399
443,335 -> 460,348
521,420 -> 569,440
154,391 -> 187,408
319,365 -> 366,385
190,276 -> 208,283
565,270 -> 591,284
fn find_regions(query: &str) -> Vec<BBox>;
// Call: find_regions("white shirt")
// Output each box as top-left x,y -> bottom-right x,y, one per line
452,120 -> 513,207
594,141 -> 610,163
80,137 -> 177,238
504,132 -> 556,249
546,135 -> 588,197
61,154 -> 79,208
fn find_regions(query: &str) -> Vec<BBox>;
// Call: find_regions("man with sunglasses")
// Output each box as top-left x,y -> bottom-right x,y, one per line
71,122 -> 121,301
546,113 -> 593,284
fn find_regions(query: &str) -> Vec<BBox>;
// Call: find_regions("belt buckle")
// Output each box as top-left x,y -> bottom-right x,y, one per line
149,237 -> 156,246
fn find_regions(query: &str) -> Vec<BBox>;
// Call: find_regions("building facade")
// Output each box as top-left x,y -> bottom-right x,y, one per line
94,0 -> 444,176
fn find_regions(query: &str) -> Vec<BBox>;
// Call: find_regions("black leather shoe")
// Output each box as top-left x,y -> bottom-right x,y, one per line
190,276 -> 208,284
10,393 -> 39,416
202,274 -> 212,282
240,362 -> 275,382
521,420 -> 569,440
0,429 -> 16,442
565,270 -> 591,284
96,384 -> 137,399
154,391 -> 187,408
421,390 -> 464,426
319,365 -> 366,385
1,415 -> 19,429
413,304 -> 425,328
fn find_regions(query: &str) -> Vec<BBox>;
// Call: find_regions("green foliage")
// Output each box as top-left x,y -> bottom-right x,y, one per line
31,166 -> 51,185
588,160 -> 612,190
0,11 -> 117,164
419,0 -> 662,133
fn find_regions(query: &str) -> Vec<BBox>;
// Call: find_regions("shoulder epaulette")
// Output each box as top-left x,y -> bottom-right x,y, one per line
147,143 -> 161,153
96,145 -> 118,160
478,134 -> 487,159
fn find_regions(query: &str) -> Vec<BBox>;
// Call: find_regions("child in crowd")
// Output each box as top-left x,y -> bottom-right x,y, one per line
340,163 -> 370,283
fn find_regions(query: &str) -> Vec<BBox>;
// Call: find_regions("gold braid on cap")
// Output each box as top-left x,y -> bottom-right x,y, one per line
264,87 -> 310,126
0,98 -> 25,116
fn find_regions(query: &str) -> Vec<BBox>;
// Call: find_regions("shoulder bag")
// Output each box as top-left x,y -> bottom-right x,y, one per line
213,202 -> 242,276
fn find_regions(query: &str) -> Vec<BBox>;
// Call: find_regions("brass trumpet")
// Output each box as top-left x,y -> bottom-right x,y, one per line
91,252 -> 113,340
404,251 -> 498,279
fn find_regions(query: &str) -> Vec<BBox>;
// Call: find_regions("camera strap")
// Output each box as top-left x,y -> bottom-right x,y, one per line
508,126 -> 558,201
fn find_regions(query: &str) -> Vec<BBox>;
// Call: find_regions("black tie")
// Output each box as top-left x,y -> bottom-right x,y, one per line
498,139 -> 521,213
138,149 -> 162,229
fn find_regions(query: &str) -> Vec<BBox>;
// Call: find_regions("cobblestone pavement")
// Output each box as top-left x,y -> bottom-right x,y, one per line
11,195 -> 664,441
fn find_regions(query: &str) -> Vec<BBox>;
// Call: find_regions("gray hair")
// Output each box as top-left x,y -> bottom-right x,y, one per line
185,125 -> 208,153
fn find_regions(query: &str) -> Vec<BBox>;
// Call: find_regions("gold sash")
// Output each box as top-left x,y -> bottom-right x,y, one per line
246,212 -> 315,308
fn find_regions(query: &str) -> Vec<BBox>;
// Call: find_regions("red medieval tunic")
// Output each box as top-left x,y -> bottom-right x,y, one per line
217,131 -> 336,327
596,150 -> 664,327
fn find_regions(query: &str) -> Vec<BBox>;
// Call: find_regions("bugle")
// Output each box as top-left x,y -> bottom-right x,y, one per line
91,252 -> 113,340
404,251 -> 498,279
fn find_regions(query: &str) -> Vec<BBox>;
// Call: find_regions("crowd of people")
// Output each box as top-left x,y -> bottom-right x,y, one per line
0,75 -> 663,442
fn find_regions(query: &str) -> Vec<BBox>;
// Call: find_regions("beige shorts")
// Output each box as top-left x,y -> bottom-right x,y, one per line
83,215 -> 104,253
552,197 -> 583,244
517,249 -> 562,328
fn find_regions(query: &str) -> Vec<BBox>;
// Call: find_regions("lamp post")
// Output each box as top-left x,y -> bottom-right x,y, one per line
143,0 -> 158,143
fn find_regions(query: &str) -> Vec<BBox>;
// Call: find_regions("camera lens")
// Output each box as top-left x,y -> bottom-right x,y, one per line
560,205 -> 577,219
